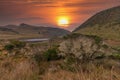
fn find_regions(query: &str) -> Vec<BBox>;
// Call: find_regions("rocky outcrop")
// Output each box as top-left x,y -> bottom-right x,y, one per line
59,34 -> 117,60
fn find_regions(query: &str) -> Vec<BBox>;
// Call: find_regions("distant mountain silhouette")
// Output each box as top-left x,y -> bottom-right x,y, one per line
0,23 -> 70,39
74,6 -> 120,40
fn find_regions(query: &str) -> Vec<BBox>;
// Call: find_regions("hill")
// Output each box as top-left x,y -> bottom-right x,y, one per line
74,6 -> 120,40
0,34 -> 120,80
0,23 -> 70,39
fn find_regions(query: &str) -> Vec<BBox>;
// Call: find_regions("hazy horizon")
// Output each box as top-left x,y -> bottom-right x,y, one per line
0,0 -> 119,31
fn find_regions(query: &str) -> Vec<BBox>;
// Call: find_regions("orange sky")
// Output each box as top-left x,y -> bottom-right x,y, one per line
0,0 -> 119,31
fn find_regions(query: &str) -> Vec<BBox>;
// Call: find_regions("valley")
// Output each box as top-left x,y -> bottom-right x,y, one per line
0,6 -> 120,80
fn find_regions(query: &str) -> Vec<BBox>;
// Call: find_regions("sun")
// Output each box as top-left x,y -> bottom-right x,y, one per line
58,17 -> 69,26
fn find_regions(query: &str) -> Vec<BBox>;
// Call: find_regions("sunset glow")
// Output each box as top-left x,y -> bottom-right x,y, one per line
58,17 -> 69,26
0,0 -> 119,31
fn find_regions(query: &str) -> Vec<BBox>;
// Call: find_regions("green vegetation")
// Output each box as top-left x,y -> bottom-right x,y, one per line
74,6 -> 120,40
4,44 -> 14,51
63,33 -> 102,45
4,40 -> 26,51
43,48 -> 59,61
102,44 -> 109,49
0,6 -> 120,80
59,56 -> 77,72
75,24 -> 120,40
63,33 -> 80,39
109,53 -> 120,60
65,55 -> 76,65
10,40 -> 26,48
86,35 -> 102,44
0,37 -> 120,80
0,51 -> 2,54
115,47 -> 120,52
33,53 -> 43,64
95,54 -> 105,59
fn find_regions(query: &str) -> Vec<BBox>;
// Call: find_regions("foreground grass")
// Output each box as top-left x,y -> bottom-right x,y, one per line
0,57 -> 120,80
0,40 -> 120,80
42,68 -> 120,80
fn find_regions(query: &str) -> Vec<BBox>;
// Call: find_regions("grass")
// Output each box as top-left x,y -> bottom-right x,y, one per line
4,40 -> 26,51
43,48 -> 59,61
42,67 -> 120,80
63,33 -> 102,45
0,34 -> 44,39
63,33 -> 80,39
109,53 -> 120,60
4,44 -> 14,51
0,54 -> 120,80
0,39 -> 120,80
86,35 -> 102,44
75,24 -> 120,40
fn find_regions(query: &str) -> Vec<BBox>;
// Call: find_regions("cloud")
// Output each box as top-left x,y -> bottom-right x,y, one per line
0,0 -> 119,30
63,0 -> 119,8
18,17 -> 44,21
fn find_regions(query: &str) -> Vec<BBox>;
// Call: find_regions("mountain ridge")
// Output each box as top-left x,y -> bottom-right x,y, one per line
73,6 -> 120,40
74,6 -> 120,31
0,23 -> 70,39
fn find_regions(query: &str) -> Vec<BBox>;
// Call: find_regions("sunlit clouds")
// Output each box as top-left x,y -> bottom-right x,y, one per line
0,0 -> 119,31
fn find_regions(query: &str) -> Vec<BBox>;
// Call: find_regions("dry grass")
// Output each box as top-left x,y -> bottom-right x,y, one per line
0,40 -> 120,80
0,58 -> 39,80
0,55 -> 120,80
0,34 -> 43,39
75,24 -> 120,41
1,58 -> 120,80
42,66 -> 120,80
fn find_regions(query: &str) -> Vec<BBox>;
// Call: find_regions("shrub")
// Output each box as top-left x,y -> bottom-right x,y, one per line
43,48 -> 59,61
33,53 -> 44,64
102,44 -> 109,49
0,51 -> 2,54
86,35 -> 102,44
58,55 -> 78,72
4,44 -> 14,51
109,53 -> 120,60
65,55 -> 76,65
114,47 -> 120,52
63,33 -> 80,39
95,54 -> 105,59
4,40 -> 26,51
63,34 -> 102,44
10,40 -> 26,48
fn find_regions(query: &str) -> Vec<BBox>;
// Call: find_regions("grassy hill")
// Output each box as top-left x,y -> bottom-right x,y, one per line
0,23 -> 70,39
74,6 -> 120,40
0,27 -> 18,34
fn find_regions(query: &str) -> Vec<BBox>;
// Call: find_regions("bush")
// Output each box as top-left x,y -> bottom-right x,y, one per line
43,48 -> 59,61
10,40 -> 26,48
4,44 -> 14,51
86,35 -> 102,44
65,56 -> 76,65
102,44 -> 109,49
63,34 -> 102,44
4,40 -> 26,51
60,56 -> 77,72
63,33 -> 80,39
95,54 -> 105,59
33,53 -> 44,64
113,47 -> 120,52
0,51 -> 2,54
109,53 -> 120,60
